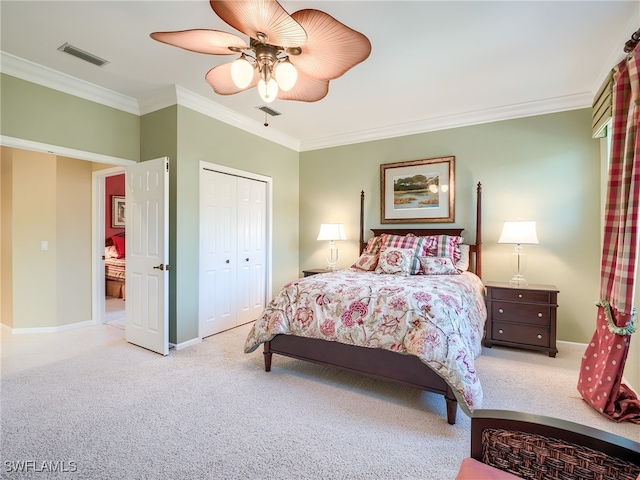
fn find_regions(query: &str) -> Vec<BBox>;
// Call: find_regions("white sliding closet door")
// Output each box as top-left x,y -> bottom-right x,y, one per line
200,169 -> 267,338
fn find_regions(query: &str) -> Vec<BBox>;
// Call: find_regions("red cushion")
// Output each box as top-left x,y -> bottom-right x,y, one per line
111,235 -> 125,259
455,458 -> 521,480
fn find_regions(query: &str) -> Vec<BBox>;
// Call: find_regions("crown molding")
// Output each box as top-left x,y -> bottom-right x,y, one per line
0,52 -> 139,115
0,135 -> 136,165
172,86 -> 301,151
299,92 -> 592,151
1,51 -> 595,154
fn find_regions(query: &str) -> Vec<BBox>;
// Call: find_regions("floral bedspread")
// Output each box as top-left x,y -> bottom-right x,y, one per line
244,268 -> 487,415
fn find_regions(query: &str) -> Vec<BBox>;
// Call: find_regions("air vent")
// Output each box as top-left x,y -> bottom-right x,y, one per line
256,106 -> 281,117
58,43 -> 109,67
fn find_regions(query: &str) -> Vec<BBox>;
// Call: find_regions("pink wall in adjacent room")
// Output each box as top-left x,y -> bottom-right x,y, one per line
105,174 -> 125,240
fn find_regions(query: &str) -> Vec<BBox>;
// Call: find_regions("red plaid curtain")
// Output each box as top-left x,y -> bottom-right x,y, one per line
578,43 -> 640,423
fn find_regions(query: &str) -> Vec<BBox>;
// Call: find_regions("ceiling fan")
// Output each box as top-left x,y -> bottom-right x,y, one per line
150,0 -> 372,104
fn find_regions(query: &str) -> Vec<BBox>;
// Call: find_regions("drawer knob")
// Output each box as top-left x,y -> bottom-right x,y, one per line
538,313 -> 543,318
537,334 -> 543,339
498,329 -> 504,334
518,294 -> 523,298
498,308 -> 504,314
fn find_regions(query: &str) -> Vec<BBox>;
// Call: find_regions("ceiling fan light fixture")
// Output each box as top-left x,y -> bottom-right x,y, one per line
258,77 -> 278,103
230,54 -> 254,88
274,59 -> 297,92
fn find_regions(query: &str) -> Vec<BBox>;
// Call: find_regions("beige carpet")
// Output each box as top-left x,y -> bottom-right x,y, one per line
104,297 -> 125,329
1,323 -> 638,480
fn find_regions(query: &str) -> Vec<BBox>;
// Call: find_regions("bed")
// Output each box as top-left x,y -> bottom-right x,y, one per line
105,233 -> 126,299
245,183 -> 485,425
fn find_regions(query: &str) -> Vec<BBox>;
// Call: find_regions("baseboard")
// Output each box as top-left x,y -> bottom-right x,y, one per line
170,337 -> 202,351
10,320 -> 93,334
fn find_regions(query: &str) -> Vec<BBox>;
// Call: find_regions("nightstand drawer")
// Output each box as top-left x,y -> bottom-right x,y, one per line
490,288 -> 551,304
491,301 -> 551,326
492,322 -> 550,347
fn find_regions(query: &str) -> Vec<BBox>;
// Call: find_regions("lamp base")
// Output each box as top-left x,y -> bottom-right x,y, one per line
508,274 -> 529,287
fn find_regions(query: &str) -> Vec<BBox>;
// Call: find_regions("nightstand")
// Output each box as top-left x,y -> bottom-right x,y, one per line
484,281 -> 559,357
302,268 -> 330,277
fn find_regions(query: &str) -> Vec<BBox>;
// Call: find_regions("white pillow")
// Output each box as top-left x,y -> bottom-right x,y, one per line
456,245 -> 470,271
375,246 -> 414,276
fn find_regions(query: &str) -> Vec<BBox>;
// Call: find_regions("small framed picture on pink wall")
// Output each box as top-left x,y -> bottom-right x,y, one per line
112,196 -> 125,228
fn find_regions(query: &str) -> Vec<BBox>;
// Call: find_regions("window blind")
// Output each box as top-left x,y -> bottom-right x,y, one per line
592,69 -> 613,138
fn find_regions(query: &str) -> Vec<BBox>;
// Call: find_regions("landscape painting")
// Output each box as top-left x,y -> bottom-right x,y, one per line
380,156 -> 455,223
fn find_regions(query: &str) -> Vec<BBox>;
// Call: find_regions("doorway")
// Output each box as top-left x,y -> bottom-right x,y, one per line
92,166 -> 126,328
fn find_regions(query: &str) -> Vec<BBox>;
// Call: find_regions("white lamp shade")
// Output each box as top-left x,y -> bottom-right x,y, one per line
317,223 -> 346,241
275,61 -> 298,91
230,56 -> 254,89
258,78 -> 278,103
498,221 -> 539,244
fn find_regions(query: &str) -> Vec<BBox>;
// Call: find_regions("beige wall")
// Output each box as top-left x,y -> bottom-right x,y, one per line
56,157 -> 93,326
1,149 -> 94,329
1,147 -> 14,328
10,149 -> 58,328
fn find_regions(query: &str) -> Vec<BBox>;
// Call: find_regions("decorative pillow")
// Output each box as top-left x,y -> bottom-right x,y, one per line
419,256 -> 459,275
375,246 -> 413,276
423,235 -> 463,264
379,234 -> 428,275
363,236 -> 382,255
352,253 -> 379,271
111,235 -> 126,259
105,245 -> 119,259
456,244 -> 470,272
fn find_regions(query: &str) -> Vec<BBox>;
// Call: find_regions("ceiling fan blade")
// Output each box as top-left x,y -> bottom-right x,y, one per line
289,9 -> 371,80
205,63 -> 258,95
150,29 -> 246,55
277,72 -> 329,102
210,0 -> 307,48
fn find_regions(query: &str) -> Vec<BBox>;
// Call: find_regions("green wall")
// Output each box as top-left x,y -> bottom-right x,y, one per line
300,109 -> 602,345
140,105 -> 299,345
1,74 -> 139,161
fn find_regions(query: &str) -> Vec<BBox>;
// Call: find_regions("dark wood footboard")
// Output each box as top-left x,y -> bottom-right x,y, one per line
263,334 -> 458,424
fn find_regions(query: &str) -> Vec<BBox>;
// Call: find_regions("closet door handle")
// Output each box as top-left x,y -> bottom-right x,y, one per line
245,258 -> 249,262
226,259 -> 230,264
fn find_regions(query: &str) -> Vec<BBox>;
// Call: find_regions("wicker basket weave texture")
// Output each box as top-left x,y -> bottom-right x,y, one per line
482,429 -> 640,480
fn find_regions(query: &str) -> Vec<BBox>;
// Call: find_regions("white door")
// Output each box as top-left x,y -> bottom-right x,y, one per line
199,169 -> 267,337
236,177 -> 267,325
125,157 -> 169,355
200,171 -> 237,336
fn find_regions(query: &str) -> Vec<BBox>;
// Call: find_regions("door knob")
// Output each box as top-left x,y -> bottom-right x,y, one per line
226,259 -> 230,264
245,258 -> 249,262
153,264 -> 165,270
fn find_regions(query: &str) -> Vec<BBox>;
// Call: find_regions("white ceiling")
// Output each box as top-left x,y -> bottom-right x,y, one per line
1,1 -> 638,151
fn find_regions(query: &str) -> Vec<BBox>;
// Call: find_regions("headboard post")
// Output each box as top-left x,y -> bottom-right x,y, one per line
360,190 -> 365,255
476,182 -> 482,279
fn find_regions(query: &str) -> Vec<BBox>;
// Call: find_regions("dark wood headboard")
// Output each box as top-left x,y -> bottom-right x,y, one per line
359,183 -> 483,278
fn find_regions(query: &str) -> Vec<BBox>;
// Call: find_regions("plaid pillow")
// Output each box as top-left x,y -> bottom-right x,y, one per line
423,235 -> 463,264
379,234 -> 428,275
363,236 -> 382,255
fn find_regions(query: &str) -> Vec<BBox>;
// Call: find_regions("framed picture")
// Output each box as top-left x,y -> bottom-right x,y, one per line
112,195 -> 125,228
380,156 -> 455,223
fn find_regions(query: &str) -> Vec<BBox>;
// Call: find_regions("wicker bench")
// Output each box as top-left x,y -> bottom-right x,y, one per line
456,409 -> 640,480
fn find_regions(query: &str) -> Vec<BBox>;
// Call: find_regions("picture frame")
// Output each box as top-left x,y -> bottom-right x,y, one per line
112,195 -> 125,228
380,156 -> 455,224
